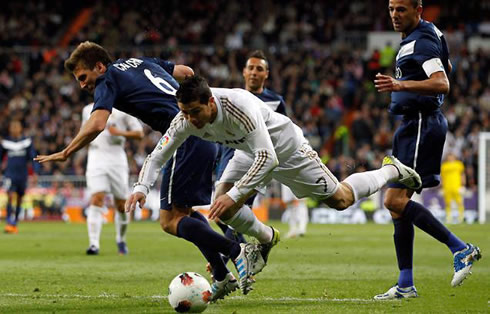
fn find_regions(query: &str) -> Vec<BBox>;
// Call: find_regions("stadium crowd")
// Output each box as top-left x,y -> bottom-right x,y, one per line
0,0 -> 488,195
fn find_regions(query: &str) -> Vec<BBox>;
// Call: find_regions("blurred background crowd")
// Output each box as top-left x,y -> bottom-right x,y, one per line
0,0 -> 488,196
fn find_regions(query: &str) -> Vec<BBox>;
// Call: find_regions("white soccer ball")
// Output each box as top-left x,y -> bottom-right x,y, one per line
168,272 -> 212,313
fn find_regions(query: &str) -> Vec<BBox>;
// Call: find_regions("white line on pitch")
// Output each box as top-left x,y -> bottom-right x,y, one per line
1,293 -> 392,302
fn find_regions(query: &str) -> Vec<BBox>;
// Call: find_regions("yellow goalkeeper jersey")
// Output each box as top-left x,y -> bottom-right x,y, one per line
441,160 -> 464,190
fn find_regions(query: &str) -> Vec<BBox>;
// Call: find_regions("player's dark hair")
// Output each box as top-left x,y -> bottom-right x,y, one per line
64,41 -> 113,73
246,50 -> 269,69
176,75 -> 212,105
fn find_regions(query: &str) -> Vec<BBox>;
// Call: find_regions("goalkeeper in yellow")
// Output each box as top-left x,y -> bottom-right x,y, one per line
441,152 -> 466,223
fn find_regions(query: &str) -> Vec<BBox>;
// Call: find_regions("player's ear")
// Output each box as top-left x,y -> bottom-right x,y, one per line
416,5 -> 423,15
208,96 -> 214,106
95,61 -> 107,73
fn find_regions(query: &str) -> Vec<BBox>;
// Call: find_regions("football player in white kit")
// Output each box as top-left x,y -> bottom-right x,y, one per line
281,184 -> 308,238
127,76 -> 422,264
83,103 -> 144,255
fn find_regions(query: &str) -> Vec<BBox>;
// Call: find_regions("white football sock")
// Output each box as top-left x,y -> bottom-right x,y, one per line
297,200 -> 309,235
115,210 -> 129,243
222,205 -> 272,244
86,205 -> 105,248
343,167 -> 398,202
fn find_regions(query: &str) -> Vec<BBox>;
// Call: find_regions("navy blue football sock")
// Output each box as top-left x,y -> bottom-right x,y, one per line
446,233 -> 467,254
398,269 -> 414,289
190,211 -> 229,281
177,215 -> 241,260
403,200 -> 466,253
216,220 -> 230,234
217,220 -> 246,244
393,216 -> 414,287
14,205 -> 22,224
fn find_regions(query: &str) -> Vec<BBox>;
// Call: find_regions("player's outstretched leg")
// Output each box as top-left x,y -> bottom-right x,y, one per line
374,284 -> 418,300
382,156 -> 422,190
451,243 -> 482,287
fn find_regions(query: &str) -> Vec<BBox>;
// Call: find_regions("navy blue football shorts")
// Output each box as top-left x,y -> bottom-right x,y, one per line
215,145 -> 235,181
4,176 -> 27,196
160,136 -> 217,210
388,110 -> 447,192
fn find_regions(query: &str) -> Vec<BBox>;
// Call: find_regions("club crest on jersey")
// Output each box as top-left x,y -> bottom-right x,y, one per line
395,67 -> 402,79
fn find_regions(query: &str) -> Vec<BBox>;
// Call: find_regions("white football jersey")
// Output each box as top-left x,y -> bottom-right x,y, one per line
135,88 -> 308,201
82,104 -> 143,171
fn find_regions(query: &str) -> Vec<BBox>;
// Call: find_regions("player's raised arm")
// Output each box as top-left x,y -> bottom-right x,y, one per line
35,109 -> 110,163
107,113 -> 144,140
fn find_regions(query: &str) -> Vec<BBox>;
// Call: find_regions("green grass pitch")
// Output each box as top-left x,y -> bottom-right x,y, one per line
0,221 -> 488,313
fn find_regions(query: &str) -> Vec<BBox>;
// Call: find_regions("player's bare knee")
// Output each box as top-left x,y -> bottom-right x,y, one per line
159,216 -> 174,234
90,192 -> 105,207
114,199 -> 126,213
383,197 -> 405,214
325,185 -> 354,211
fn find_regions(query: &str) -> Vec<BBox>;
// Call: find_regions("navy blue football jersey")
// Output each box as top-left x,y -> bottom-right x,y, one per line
253,88 -> 287,116
0,136 -> 39,180
390,20 -> 450,115
93,57 -> 180,133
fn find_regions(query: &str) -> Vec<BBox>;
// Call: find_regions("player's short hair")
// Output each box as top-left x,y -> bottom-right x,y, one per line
64,41 -> 113,73
246,50 -> 269,69
176,75 -> 212,105
410,0 -> 422,7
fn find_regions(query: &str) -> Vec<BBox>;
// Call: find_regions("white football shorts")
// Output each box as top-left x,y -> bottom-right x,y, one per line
86,166 -> 129,200
219,143 -> 340,201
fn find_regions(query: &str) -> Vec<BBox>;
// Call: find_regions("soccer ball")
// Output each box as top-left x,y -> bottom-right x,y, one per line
168,272 -> 212,313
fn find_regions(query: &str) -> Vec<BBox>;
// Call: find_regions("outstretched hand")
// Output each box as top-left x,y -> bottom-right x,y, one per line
208,194 -> 236,220
34,151 -> 67,163
374,73 -> 403,92
125,192 -> 146,213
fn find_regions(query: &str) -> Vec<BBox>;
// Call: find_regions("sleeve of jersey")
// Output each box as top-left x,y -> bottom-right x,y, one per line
132,115 -> 190,196
146,57 -> 175,75
125,114 -> 143,132
414,36 -> 446,77
92,75 -> 117,113
276,98 -> 288,116
226,106 -> 279,203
